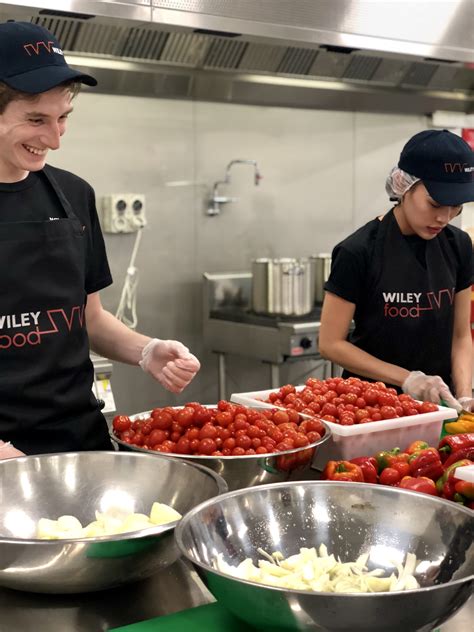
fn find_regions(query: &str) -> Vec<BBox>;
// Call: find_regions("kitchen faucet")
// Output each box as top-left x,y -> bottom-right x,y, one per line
207,159 -> 262,216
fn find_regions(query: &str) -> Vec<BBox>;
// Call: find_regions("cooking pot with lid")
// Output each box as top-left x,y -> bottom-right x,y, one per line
310,253 -> 332,303
251,258 -> 315,316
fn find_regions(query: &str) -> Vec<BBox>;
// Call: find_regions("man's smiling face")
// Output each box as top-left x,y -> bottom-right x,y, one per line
0,86 -> 73,182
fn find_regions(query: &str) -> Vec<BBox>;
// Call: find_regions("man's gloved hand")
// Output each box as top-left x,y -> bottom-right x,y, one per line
0,441 -> 24,460
402,370 -> 461,412
458,397 -> 474,412
139,339 -> 200,394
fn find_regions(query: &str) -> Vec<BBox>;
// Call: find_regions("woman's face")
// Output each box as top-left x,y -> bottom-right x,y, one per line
396,182 -> 462,239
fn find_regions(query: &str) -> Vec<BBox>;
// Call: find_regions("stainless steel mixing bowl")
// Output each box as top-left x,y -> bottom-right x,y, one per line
110,420 -> 331,492
0,451 -> 227,594
175,481 -> 474,632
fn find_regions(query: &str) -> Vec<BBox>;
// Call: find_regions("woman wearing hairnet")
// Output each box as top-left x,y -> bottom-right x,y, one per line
319,129 -> 474,412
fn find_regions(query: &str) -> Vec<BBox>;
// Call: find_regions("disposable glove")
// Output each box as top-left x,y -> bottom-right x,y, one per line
402,371 -> 461,412
458,397 -> 474,412
0,441 -> 24,460
139,338 -> 200,394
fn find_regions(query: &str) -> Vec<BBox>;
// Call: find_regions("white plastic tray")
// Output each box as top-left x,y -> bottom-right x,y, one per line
230,386 -> 458,467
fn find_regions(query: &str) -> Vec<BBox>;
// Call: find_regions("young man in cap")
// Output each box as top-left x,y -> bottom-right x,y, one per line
319,129 -> 474,411
0,22 -> 200,457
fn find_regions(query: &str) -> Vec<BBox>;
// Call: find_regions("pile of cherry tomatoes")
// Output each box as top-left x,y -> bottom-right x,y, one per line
112,400 -> 325,457
266,376 -> 438,426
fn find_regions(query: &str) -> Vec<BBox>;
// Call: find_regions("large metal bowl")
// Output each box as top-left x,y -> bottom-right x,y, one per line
0,451 -> 227,594
110,412 -> 331,491
175,481 -> 474,632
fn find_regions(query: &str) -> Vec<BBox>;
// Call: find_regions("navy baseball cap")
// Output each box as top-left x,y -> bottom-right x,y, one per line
0,21 -> 97,93
398,129 -> 474,205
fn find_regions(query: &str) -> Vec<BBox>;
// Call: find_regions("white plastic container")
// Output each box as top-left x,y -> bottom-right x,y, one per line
230,386 -> 458,469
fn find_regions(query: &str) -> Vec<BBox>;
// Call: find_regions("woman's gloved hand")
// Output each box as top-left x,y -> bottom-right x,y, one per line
139,338 -> 200,394
0,441 -> 24,460
458,397 -> 474,412
402,370 -> 461,412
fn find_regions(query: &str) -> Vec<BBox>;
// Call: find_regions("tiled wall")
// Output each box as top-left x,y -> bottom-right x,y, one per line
53,94 -> 428,414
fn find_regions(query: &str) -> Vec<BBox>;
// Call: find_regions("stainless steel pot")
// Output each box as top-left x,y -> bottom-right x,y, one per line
310,253 -> 332,303
251,258 -> 315,316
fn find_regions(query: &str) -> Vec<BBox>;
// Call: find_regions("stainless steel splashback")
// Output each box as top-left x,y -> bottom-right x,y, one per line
0,1 -> 472,113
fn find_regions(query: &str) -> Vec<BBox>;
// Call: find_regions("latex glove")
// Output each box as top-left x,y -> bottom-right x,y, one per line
402,371 -> 461,412
0,441 -> 24,460
139,338 -> 200,393
458,397 -> 474,412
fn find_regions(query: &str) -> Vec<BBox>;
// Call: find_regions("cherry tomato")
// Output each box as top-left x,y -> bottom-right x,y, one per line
198,438 -> 217,455
190,439 -> 200,452
186,427 -> 200,441
236,434 -> 252,450
175,407 -> 195,427
420,401 -> 438,413
148,429 -> 168,446
380,405 -> 397,420
339,414 -> 355,426
193,407 -> 212,426
378,393 -> 397,408
215,411 -> 233,427
355,409 -> 370,423
321,403 -> 337,417
175,437 -> 191,454
234,418 -> 250,431
280,384 -> 296,398
363,389 -> 379,406
199,424 -> 218,440
152,412 -> 173,430
293,434 -> 310,448
112,415 -> 131,433
132,433 -> 144,446
272,410 -> 290,425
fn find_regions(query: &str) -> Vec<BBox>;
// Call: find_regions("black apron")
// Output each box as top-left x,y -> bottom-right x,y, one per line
0,167 -> 111,454
344,209 -> 456,389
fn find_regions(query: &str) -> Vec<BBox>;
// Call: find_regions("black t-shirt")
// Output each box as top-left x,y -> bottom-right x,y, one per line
325,215 -> 473,308
0,166 -> 112,294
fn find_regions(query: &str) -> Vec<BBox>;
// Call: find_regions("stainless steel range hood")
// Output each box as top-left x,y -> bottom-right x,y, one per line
0,1 -> 473,114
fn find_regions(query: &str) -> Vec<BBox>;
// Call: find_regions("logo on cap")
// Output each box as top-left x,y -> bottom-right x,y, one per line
444,163 -> 474,174
23,41 -> 64,57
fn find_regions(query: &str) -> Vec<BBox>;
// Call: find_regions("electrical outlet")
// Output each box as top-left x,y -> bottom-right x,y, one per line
125,194 -> 147,230
99,194 -> 146,233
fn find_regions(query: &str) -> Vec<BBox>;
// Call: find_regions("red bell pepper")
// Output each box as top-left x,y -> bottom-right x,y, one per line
436,459 -> 473,498
390,460 -> 410,478
405,440 -> 430,455
375,448 -> 409,471
349,457 -> 378,483
408,447 -> 444,481
438,434 -> 474,462
443,446 -> 474,468
399,476 -> 438,496
454,480 -> 474,500
322,461 -> 364,482
379,467 -> 402,486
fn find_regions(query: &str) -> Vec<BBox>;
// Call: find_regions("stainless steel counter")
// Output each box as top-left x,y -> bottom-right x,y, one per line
0,558 -> 471,631
0,558 -> 212,632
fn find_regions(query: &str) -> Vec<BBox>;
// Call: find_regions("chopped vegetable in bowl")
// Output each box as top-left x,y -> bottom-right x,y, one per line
216,544 -> 419,593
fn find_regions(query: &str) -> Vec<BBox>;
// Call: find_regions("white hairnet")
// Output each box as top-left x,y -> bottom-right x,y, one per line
385,166 -> 420,201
